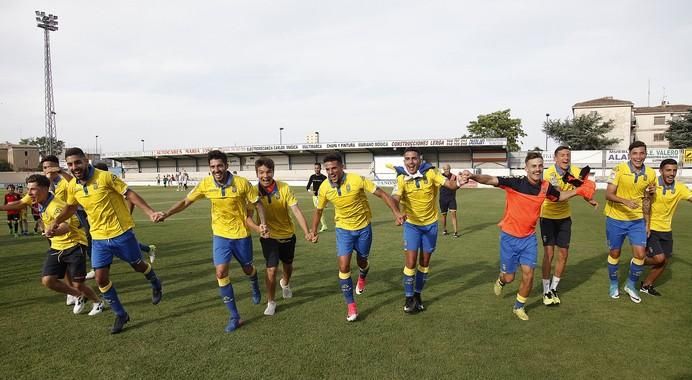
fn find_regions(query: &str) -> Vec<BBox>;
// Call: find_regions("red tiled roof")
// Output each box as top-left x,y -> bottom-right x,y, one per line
573,97 -> 634,108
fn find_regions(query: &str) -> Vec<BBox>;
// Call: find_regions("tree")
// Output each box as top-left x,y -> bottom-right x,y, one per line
467,109 -> 525,151
543,114 -> 620,150
664,109 -> 692,149
18,136 -> 65,158
0,160 -> 12,172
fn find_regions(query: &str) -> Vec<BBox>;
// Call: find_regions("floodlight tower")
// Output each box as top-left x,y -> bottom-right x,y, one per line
36,11 -> 59,156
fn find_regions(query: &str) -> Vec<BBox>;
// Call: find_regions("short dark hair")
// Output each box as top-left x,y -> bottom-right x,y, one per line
40,155 -> 59,165
525,152 -> 544,164
323,154 -> 343,165
403,147 -> 421,156
554,145 -> 571,156
255,157 -> 275,171
6,184 -> 15,190
64,147 -> 86,159
314,162 -> 321,167
93,161 -> 109,171
628,141 -> 647,152
26,174 -> 50,188
207,150 -> 228,164
660,159 -> 678,169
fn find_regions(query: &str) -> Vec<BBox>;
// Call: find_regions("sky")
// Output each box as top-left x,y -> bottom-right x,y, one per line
1,1 -> 691,154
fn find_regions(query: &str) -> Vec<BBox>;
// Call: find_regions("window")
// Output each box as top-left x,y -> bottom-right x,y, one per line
24,151 -> 28,156
653,133 -> 665,142
654,116 -> 666,125
589,111 -> 598,117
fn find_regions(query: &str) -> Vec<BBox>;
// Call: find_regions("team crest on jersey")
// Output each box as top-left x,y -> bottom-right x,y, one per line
231,186 -> 237,193
346,184 -> 351,193
549,173 -> 559,187
92,183 -> 99,190
274,192 -> 281,200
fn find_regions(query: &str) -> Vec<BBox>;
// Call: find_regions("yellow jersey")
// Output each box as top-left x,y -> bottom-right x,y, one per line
256,181 -> 298,239
540,165 -> 582,219
52,176 -> 69,202
392,168 -> 446,226
39,194 -> 88,250
317,173 -> 377,231
604,162 -> 657,221
650,178 -> 692,232
66,166 -> 134,240
187,173 -> 259,239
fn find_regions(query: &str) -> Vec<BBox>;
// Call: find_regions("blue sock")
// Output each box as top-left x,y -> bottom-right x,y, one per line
628,258 -> 645,286
144,266 -> 161,289
607,256 -> 619,284
219,284 -> 240,319
403,274 -> 415,297
249,272 -> 260,293
339,277 -> 354,304
514,294 -> 527,309
415,266 -> 429,294
100,283 -> 126,317
139,243 -> 150,253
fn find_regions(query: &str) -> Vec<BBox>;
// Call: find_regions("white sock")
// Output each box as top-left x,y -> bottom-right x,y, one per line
551,276 -> 561,291
542,279 -> 551,294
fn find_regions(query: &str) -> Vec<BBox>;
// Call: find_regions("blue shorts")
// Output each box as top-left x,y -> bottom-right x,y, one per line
499,231 -> 537,274
606,217 -> 646,250
91,229 -> 143,269
213,235 -> 253,267
403,222 -> 438,253
335,224 -> 372,258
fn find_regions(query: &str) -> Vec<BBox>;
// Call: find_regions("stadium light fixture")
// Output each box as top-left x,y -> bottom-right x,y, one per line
280,127 -> 285,145
37,11 -> 59,155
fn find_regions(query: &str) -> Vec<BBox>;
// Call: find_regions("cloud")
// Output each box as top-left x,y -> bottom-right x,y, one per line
1,0 -> 690,152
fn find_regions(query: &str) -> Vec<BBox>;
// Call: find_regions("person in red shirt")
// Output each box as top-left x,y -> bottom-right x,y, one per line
460,152 -> 595,321
4,184 -> 21,237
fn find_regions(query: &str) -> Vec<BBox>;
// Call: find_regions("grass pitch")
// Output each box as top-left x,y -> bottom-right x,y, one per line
1,187 -> 691,379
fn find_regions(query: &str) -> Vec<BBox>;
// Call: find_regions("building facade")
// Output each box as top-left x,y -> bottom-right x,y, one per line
0,143 -> 40,171
572,97 -> 634,150
633,103 -> 692,148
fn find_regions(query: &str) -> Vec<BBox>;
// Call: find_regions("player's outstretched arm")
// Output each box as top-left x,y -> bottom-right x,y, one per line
0,200 -> 28,212
441,173 -> 462,190
290,204 -> 313,241
373,188 -> 405,225
254,200 -> 270,238
125,190 -> 159,221
244,206 -> 262,235
465,171 -> 499,186
643,185 -> 653,234
160,197 -> 195,222
310,208 -> 323,242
